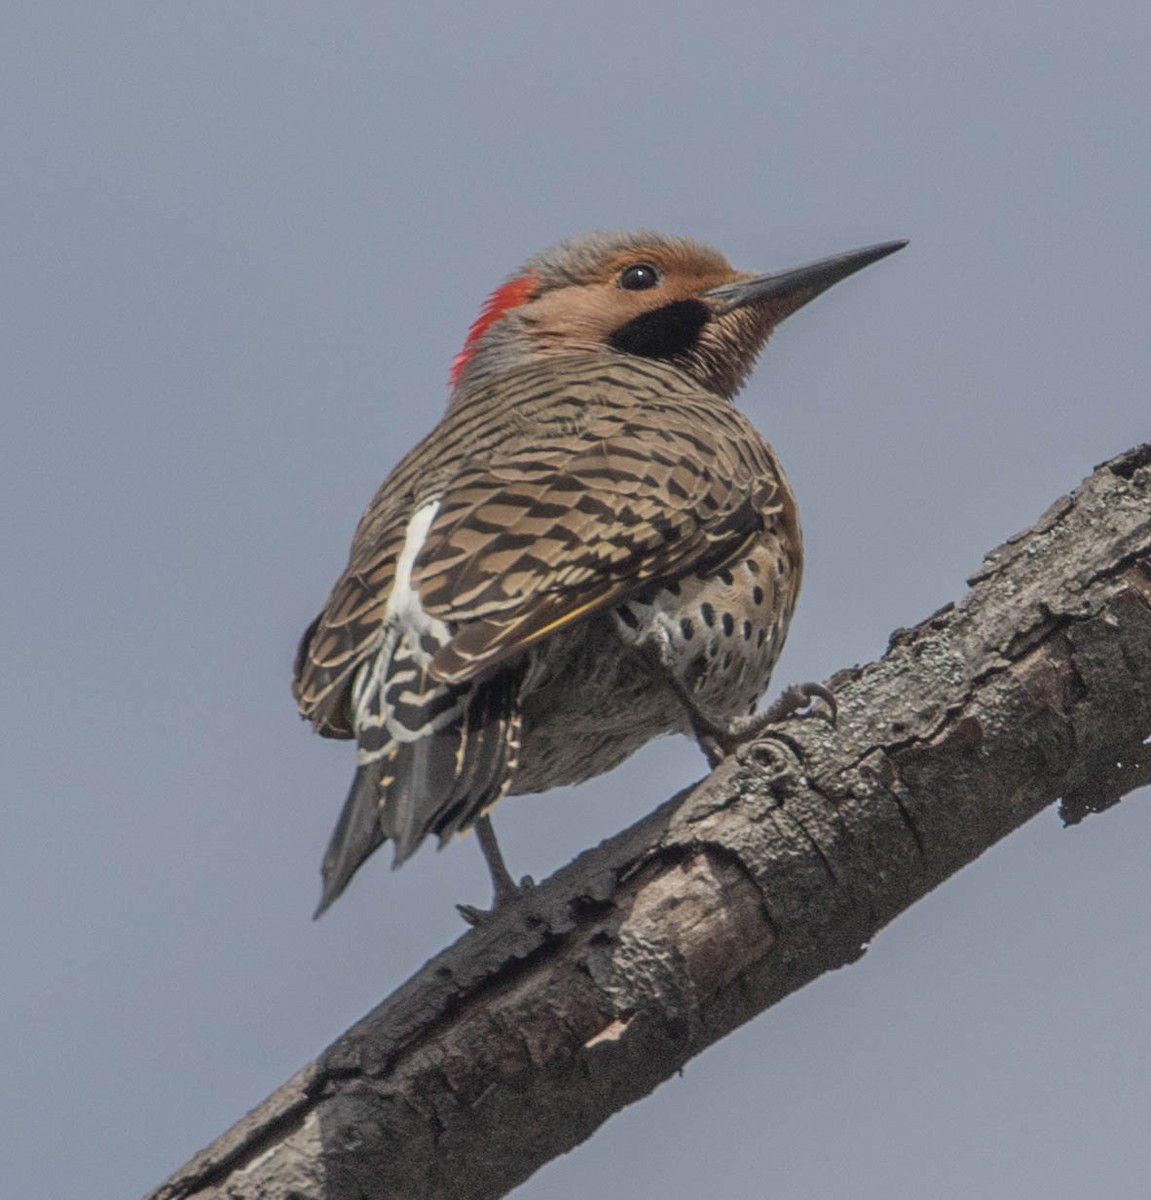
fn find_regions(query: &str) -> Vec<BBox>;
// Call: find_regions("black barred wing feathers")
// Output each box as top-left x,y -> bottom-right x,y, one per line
293,356 -> 782,732
416,405 -> 778,683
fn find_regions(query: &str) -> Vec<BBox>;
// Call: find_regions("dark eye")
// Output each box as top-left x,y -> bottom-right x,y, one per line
618,263 -> 661,291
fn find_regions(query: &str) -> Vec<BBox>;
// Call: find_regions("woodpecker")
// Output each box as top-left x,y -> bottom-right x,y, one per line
295,230 -> 905,917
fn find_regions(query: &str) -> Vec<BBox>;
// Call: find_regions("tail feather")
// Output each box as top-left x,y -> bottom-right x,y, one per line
314,757 -> 389,918
314,660 -> 526,916
385,725 -> 472,863
389,663 -> 525,860
432,671 -> 523,845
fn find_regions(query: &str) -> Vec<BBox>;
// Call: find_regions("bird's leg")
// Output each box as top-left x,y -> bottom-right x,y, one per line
457,815 -> 534,925
666,666 -> 837,768
476,815 -> 519,901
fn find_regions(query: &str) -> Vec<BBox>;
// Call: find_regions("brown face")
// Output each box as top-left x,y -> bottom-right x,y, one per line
506,242 -> 773,398
450,233 -> 906,399
518,243 -> 746,355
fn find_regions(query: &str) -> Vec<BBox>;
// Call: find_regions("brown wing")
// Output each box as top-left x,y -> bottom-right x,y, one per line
293,505 -> 409,739
415,404 -> 781,683
293,355 -> 783,734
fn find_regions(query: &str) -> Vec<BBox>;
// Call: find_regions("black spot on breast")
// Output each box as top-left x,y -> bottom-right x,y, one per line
609,299 -> 711,360
722,612 -> 734,636
719,569 -> 734,586
679,617 -> 695,640
700,602 -> 716,627
617,606 -> 640,630
742,619 -> 752,640
753,585 -> 765,606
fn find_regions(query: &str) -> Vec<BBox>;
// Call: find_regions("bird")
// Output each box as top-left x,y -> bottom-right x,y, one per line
294,229 -> 906,918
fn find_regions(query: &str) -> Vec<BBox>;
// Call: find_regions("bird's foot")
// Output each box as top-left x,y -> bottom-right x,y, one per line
457,874 -> 535,926
691,682 -> 837,767
760,681 -> 838,727
457,815 -> 534,925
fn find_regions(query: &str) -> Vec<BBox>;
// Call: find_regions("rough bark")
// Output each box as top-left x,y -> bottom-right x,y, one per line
145,444 -> 1151,1200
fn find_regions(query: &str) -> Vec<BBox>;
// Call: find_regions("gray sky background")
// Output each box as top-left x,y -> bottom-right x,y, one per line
4,4 -> 1151,1197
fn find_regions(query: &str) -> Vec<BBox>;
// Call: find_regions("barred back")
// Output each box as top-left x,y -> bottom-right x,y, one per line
293,353 -> 788,738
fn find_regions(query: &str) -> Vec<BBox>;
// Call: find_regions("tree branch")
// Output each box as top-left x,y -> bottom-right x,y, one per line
145,444 -> 1151,1200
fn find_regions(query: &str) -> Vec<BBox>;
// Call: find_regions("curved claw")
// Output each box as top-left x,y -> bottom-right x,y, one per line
761,681 -> 838,727
457,874 -> 535,926
457,902 -> 488,927
687,680 -> 838,766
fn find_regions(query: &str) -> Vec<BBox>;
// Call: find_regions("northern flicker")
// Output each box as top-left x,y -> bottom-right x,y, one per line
295,230 -> 905,917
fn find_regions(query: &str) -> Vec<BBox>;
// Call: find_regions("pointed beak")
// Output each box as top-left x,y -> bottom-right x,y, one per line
706,239 -> 908,317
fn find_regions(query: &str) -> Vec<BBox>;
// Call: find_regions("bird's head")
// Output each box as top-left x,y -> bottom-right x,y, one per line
448,230 -> 906,399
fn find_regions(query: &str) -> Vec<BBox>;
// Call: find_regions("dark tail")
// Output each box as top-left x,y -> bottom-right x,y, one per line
313,665 -> 524,918
314,757 -> 388,918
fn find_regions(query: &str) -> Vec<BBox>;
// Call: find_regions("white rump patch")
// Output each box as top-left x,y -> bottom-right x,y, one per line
384,497 -> 450,653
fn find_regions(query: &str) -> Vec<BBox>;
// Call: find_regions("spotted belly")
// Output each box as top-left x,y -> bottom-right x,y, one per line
617,548 -> 796,717
509,536 -> 799,795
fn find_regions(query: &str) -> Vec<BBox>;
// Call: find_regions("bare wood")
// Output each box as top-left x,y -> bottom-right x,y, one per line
145,444 -> 1151,1200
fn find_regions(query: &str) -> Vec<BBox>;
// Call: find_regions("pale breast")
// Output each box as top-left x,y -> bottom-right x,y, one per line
508,530 -> 800,795
616,532 -> 799,718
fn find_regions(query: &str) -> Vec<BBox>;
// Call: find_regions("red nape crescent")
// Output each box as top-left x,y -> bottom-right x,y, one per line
449,274 -> 538,386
